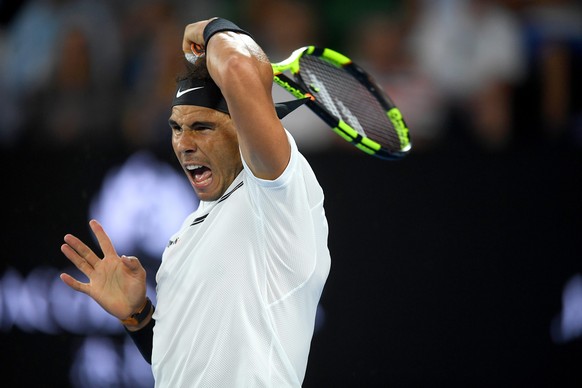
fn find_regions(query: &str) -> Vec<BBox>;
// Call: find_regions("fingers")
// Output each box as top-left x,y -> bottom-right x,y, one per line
62,232 -> 100,266
89,219 -> 118,258
60,273 -> 90,295
182,23 -> 199,54
192,43 -> 204,54
61,219 -> 119,277
61,240 -> 97,278
182,18 -> 217,54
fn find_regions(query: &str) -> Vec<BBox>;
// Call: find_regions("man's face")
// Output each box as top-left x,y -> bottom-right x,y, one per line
169,105 -> 242,201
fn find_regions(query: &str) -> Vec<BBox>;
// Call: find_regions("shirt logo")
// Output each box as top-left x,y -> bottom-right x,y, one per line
176,86 -> 204,98
167,237 -> 180,247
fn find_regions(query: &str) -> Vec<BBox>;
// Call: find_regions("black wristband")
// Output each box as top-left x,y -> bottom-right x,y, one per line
120,297 -> 153,326
203,18 -> 252,47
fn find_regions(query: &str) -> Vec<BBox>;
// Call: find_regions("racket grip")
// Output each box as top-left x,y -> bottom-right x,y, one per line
185,43 -> 205,64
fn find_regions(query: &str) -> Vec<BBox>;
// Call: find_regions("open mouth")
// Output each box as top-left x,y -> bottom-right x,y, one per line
186,164 -> 212,186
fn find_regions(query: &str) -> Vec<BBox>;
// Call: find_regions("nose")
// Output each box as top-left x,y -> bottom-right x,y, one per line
174,131 -> 198,155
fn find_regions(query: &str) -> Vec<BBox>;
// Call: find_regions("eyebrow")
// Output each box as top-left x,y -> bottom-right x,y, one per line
168,119 -> 214,128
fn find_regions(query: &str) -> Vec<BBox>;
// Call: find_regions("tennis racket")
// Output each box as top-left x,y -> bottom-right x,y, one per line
272,46 -> 411,160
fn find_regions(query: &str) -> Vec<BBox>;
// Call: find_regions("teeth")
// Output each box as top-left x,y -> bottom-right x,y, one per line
186,165 -> 203,171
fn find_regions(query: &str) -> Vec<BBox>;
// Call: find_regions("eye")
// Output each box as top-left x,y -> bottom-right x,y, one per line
168,119 -> 182,132
192,123 -> 214,131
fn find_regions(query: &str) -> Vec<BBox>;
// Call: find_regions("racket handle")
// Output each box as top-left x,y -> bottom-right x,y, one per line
185,43 -> 205,64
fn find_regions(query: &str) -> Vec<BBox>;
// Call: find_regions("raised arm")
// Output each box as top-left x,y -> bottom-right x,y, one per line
182,19 -> 290,180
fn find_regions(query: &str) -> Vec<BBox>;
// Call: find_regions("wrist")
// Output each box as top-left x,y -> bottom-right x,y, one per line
202,18 -> 252,47
121,297 -> 154,330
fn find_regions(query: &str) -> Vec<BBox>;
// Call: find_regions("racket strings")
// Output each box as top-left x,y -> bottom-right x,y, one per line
297,55 -> 402,151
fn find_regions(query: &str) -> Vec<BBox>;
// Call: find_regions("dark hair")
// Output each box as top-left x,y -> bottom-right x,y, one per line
176,56 -> 210,83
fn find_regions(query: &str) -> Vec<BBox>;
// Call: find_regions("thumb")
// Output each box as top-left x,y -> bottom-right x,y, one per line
120,255 -> 141,271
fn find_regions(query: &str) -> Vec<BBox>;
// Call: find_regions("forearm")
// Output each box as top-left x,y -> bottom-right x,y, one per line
205,28 -> 290,178
205,32 -> 272,92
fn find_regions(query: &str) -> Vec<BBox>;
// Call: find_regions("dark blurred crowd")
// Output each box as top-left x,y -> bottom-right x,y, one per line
0,0 -> 581,154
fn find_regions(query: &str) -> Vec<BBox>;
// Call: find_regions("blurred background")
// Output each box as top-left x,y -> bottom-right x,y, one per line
1,0 -> 581,386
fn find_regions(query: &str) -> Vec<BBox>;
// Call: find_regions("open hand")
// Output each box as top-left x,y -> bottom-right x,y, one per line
60,219 -> 147,321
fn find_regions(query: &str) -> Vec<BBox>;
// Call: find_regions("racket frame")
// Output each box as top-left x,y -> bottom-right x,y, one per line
272,46 -> 411,160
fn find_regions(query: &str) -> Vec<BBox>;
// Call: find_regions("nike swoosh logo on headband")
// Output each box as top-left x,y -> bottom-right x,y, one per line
176,86 -> 204,98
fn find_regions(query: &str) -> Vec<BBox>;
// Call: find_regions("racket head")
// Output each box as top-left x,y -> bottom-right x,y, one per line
272,46 -> 412,160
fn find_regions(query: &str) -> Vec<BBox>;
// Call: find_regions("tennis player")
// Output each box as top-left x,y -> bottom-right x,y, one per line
59,17 -> 331,387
